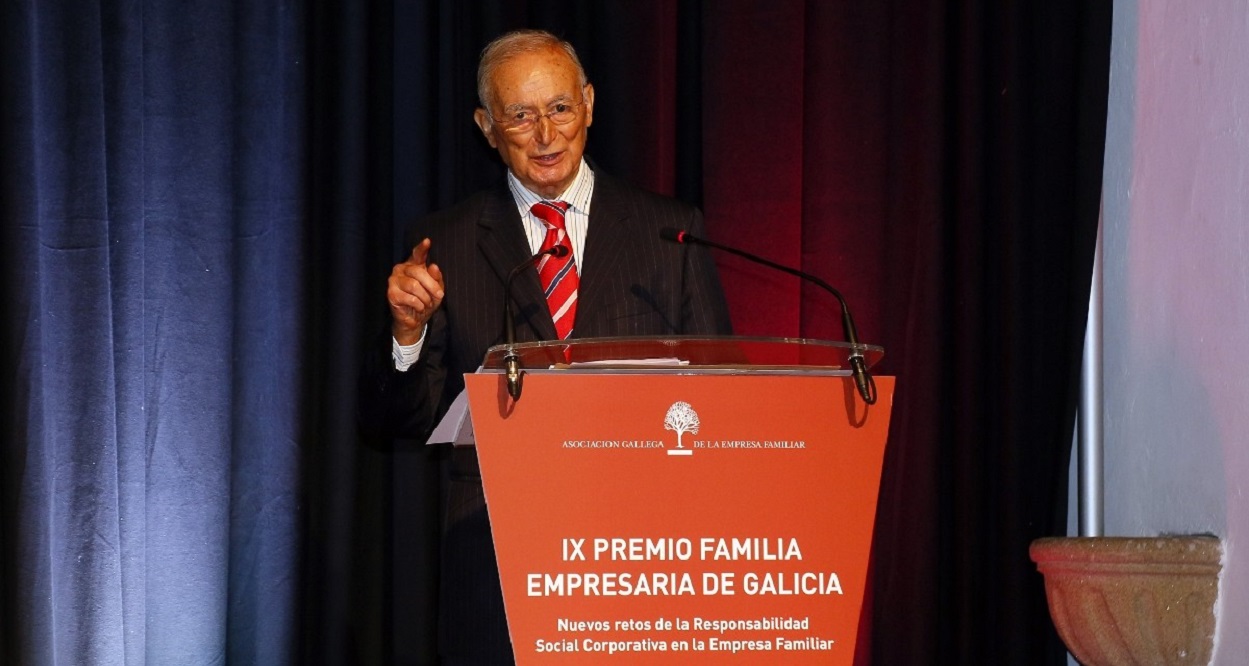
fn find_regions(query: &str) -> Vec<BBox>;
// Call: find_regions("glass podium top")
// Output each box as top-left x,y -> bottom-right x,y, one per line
480,335 -> 883,375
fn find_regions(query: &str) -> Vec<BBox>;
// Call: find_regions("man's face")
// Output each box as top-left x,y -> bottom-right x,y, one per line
473,47 -> 595,199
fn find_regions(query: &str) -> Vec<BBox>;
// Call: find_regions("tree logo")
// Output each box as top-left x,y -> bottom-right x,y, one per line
663,401 -> 699,457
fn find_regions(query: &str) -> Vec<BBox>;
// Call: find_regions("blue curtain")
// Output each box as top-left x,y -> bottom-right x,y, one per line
2,1 -> 303,662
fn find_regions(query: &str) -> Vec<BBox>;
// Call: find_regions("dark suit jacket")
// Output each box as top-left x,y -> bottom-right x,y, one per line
360,169 -> 731,664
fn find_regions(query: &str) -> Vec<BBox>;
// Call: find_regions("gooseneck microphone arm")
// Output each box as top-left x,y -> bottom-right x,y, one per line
660,228 -> 877,405
502,245 -> 570,401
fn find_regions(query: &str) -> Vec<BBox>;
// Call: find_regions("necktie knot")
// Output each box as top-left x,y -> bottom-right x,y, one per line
532,200 -> 571,231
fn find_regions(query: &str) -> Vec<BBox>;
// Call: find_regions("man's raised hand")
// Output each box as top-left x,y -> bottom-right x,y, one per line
387,238 -> 445,345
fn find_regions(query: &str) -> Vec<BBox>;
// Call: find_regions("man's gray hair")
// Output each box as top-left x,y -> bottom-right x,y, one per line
477,29 -> 588,113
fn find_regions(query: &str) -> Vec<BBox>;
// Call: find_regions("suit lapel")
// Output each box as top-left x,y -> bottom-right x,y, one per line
476,187 -> 558,341
578,174 -> 630,335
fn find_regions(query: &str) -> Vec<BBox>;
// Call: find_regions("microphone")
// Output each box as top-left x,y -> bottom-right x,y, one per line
502,244 -> 571,401
661,228 -> 877,405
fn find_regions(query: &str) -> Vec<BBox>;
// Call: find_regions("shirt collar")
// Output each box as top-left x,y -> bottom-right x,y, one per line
506,158 -> 594,215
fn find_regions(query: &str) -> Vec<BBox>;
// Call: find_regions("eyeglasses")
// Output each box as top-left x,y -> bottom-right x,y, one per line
491,101 -> 587,134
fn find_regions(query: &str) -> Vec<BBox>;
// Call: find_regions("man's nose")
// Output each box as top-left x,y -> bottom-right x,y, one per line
533,115 -> 557,144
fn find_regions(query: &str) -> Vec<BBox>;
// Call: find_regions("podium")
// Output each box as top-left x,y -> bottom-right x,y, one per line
460,336 -> 893,664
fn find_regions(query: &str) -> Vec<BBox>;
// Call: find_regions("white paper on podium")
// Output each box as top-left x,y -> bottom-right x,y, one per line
427,388 -> 475,446
567,357 -> 687,367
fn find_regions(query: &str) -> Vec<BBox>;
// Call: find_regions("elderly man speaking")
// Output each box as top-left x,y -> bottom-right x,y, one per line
361,29 -> 731,664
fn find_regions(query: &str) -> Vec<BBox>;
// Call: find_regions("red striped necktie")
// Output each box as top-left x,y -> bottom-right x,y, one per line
531,201 -> 578,339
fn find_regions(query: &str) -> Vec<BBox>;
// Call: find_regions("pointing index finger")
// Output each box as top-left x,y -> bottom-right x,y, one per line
410,238 -> 432,266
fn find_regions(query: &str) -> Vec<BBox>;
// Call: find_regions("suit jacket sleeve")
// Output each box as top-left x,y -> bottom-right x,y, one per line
356,308 -> 449,442
356,215 -> 454,443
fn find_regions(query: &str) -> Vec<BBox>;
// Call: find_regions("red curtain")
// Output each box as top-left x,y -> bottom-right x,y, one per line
692,3 -> 1108,663
606,2 -> 1106,663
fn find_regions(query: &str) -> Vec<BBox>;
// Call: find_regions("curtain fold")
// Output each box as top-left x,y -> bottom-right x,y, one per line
1,1 -> 1108,663
2,1 -> 304,662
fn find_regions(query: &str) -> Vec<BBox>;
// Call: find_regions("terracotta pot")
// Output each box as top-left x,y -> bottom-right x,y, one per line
1030,536 -> 1221,666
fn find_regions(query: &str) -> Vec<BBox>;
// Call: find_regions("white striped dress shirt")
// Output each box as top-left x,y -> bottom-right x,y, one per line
508,159 -> 594,270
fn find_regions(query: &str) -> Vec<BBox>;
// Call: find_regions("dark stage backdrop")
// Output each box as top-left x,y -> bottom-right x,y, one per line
1,1 -> 1110,664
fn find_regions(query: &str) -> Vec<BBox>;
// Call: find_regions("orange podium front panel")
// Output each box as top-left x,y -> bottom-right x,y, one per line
464,365 -> 894,665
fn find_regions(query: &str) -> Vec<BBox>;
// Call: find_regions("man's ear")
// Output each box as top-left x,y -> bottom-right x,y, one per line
473,108 -> 498,149
582,84 -> 595,128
